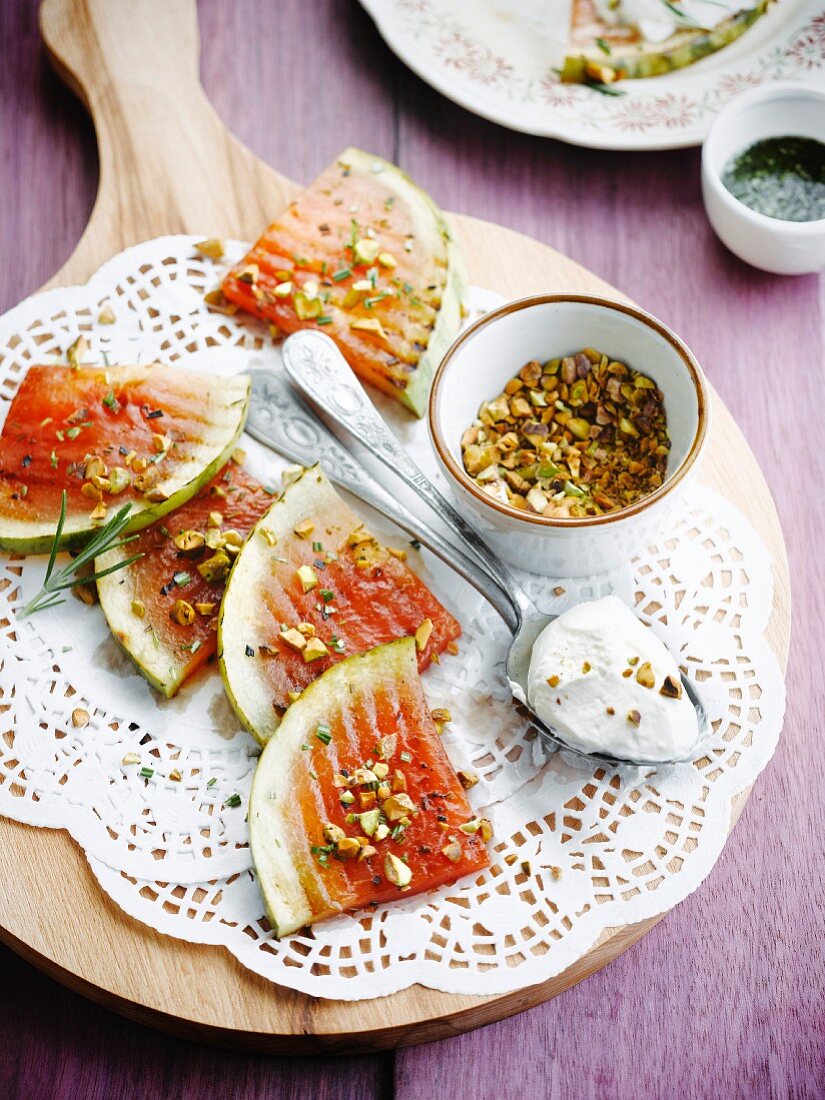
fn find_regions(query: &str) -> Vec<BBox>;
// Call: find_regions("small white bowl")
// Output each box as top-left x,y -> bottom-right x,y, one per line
701,82 -> 825,276
428,295 -> 710,578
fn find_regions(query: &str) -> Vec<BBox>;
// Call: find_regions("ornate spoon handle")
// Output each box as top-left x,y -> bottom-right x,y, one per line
281,330 -> 534,623
245,365 -> 520,631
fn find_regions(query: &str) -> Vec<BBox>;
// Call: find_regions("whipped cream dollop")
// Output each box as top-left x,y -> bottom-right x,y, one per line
527,596 -> 698,762
591,0 -> 745,44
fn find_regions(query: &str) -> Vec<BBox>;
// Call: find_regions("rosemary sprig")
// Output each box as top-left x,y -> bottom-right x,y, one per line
20,490 -> 143,618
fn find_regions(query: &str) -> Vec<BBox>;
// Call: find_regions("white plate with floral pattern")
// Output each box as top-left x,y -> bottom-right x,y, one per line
359,0 -> 825,149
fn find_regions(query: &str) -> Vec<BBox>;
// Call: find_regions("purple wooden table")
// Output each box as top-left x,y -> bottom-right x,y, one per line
1,1 -> 823,1096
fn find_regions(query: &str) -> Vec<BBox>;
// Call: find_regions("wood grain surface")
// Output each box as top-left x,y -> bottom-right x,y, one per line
0,0 -> 820,1096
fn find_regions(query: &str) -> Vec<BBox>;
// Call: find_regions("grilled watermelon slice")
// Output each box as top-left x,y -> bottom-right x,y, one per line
96,463 -> 275,697
249,637 -> 490,938
0,364 -> 250,553
561,0 -> 772,83
218,465 -> 461,745
221,147 -> 465,417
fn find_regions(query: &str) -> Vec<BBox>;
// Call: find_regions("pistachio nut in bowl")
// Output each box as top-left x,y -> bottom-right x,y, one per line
428,294 -> 710,577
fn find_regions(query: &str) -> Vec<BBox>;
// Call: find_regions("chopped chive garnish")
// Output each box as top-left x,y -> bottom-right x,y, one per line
317,316 -> 333,326
206,777 -> 217,788
589,82 -> 625,97
65,426 -> 81,440
173,571 -> 191,587
245,644 -> 254,657
332,267 -> 352,282
103,390 -> 118,409
139,766 -> 154,779
596,36 -> 611,54
316,723 -> 332,745
224,793 -> 242,808
145,408 -> 164,419
301,743 -> 310,751
56,429 -> 64,441
320,588 -> 334,603
400,751 -> 412,763
50,450 -> 58,468
330,636 -> 345,653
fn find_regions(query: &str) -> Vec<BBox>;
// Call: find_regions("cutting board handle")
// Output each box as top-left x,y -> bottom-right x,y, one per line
38,0 -> 296,286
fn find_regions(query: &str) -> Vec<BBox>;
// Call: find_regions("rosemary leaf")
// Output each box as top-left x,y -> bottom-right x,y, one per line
19,491 -> 144,619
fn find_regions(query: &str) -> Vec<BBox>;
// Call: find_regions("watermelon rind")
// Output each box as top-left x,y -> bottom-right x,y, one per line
95,561 -> 194,700
248,636 -> 418,938
218,464 -> 348,745
0,366 -> 250,554
561,2 -> 772,83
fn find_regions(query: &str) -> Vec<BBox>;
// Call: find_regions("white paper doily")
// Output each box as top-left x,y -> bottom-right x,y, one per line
0,237 -> 785,1000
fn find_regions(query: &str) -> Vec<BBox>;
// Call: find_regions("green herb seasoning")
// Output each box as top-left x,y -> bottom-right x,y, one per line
721,136 -> 825,223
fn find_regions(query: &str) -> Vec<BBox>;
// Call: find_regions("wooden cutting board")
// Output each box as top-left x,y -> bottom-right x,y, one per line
0,0 -> 790,1054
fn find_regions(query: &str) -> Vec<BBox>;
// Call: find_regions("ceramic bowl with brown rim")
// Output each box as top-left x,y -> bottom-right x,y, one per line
428,295 -> 710,577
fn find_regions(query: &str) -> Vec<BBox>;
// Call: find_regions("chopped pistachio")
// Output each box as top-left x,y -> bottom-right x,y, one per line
293,518 -> 315,539
336,837 -> 361,860
98,304 -> 116,324
372,761 -> 389,780
381,792 -> 415,822
279,627 -> 308,653
323,822 -> 346,845
197,550 -> 231,584
107,466 -> 130,495
151,432 -> 168,453
441,840 -> 462,863
71,708 -> 90,729
357,808 -> 381,836
195,238 -> 225,260
89,501 -> 108,522
457,769 -> 479,790
121,752 -> 140,766
131,598 -> 146,618
377,251 -> 397,268
660,675 -> 683,699
635,661 -> 656,689
384,852 -> 412,888
66,334 -> 89,368
353,237 -> 380,264
303,637 -> 330,662
627,709 -> 642,727
374,822 -> 390,842
173,529 -> 206,555
207,510 -> 223,528
350,317 -> 387,340
296,564 -> 318,593
171,599 -> 196,626
415,618 -> 433,652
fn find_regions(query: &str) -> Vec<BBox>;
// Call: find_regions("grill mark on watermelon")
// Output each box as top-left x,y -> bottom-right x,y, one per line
288,662 -> 488,919
256,543 -> 460,710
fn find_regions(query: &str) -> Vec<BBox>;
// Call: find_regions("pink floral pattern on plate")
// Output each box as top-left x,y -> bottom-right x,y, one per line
360,0 -> 825,149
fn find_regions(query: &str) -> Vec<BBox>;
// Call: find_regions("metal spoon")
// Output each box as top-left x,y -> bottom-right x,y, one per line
261,331 -> 707,766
